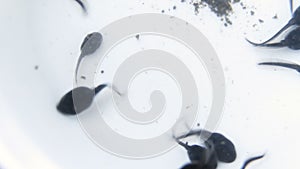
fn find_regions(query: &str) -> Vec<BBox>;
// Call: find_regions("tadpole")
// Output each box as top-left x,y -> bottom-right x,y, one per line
247,1 -> 300,45
75,32 -> 103,80
247,27 -> 300,50
57,84 -> 107,115
57,84 -> 121,115
259,62 -> 300,73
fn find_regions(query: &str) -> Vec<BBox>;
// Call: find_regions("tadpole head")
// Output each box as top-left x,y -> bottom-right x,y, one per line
57,87 -> 95,115
80,32 -> 103,56
285,27 -> 300,49
208,133 -> 237,163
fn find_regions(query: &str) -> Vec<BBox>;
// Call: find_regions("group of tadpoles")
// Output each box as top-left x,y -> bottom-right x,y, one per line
174,129 -> 264,169
56,32 -> 121,115
247,0 -> 300,74
55,1 -> 300,168
56,31 -> 265,169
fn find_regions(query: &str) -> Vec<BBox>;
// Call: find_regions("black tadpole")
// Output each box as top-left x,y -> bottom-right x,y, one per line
240,154 -> 265,169
259,62 -> 300,73
57,84 -> 107,115
75,32 -> 103,80
247,5 -> 300,45
56,84 -> 121,115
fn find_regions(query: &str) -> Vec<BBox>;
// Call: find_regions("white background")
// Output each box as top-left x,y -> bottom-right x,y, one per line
0,0 -> 300,169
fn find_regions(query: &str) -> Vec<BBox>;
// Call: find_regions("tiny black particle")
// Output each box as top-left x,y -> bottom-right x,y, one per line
101,70 -> 104,74
34,65 -> 39,70
136,34 -> 140,40
259,19 -> 264,23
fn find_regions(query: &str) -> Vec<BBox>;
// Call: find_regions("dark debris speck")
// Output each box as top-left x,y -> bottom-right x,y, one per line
136,34 -> 140,40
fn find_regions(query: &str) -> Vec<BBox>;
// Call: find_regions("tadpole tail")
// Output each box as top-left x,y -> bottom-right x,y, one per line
240,154 -> 265,169
261,42 -> 286,47
106,83 -> 122,96
94,83 -> 122,96
290,0 -> 294,14
259,62 -> 300,72
246,19 -> 294,46
175,139 -> 190,150
94,84 -> 108,94
246,39 -> 286,48
75,53 -> 84,82
176,129 -> 213,140
74,0 -> 87,13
